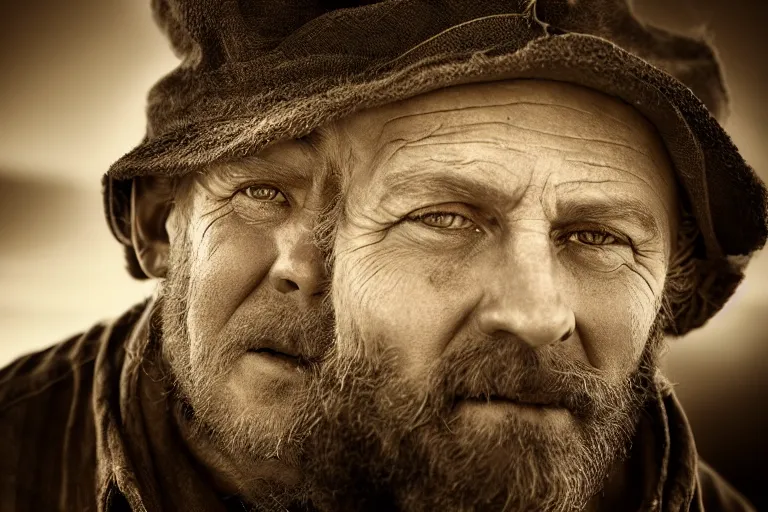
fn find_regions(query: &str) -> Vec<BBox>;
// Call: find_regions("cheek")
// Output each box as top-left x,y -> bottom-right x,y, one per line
569,268 -> 660,376
334,239 -> 477,376
184,213 -> 277,347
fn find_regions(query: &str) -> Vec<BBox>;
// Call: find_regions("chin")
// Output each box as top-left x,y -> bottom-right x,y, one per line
184,372 -> 306,466
226,350 -> 305,405
223,375 -> 300,431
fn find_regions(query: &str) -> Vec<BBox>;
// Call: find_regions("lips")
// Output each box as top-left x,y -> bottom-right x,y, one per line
249,347 -> 301,366
460,393 -> 559,409
247,339 -> 311,367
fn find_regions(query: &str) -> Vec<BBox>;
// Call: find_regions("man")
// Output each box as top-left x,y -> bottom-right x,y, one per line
1,10 -> 340,508
289,2 -> 764,512
300,79 -> 758,511
0,140 -> 336,509
0,0 -> 764,511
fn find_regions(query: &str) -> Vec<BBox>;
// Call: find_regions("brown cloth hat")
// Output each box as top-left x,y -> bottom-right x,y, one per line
104,0 -> 767,335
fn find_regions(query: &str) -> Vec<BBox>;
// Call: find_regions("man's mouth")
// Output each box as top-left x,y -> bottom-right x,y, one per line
459,393 -> 558,409
247,344 -> 310,369
453,392 -> 575,428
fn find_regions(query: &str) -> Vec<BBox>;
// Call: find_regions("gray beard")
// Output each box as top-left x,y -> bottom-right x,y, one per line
155,235 -> 329,510
300,320 -> 665,512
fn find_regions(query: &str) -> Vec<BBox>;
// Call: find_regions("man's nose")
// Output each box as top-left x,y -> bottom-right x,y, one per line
475,233 -> 575,348
268,218 -> 327,299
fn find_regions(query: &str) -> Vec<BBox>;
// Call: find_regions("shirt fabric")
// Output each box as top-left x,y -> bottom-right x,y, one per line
0,300 -> 756,511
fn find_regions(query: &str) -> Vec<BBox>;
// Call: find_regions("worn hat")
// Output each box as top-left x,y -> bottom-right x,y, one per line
104,0 -> 767,335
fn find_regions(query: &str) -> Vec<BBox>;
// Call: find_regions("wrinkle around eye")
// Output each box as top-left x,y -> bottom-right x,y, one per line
194,205 -> 234,258
345,244 -> 406,296
629,248 -> 666,294
340,200 -> 403,240
559,242 -> 634,275
229,190 -> 289,225
629,264 -> 655,296
560,242 -> 659,295
199,199 -> 233,220
196,169 -> 244,199
336,220 -> 392,264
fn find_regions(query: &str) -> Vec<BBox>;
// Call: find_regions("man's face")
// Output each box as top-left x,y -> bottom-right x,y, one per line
307,80 -> 679,511
159,139 -> 335,490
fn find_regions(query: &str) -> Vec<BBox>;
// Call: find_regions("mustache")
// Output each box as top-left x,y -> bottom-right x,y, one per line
421,336 -> 631,422
230,301 -> 336,361
171,297 -> 336,382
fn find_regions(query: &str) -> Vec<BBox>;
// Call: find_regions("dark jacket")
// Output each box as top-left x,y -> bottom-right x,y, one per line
0,301 -> 756,511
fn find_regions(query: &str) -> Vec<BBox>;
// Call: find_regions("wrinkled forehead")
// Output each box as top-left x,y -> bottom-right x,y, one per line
329,79 -> 674,191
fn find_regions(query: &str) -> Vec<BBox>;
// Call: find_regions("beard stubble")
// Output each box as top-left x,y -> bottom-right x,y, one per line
157,231 -> 333,501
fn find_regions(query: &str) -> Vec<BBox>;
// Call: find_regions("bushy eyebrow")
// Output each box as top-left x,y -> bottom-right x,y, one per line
555,198 -> 663,238
203,156 -> 313,189
378,166 -> 517,207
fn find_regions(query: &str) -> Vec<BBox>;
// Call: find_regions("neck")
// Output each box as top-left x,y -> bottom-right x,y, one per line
585,413 -> 661,512
172,400 -> 303,505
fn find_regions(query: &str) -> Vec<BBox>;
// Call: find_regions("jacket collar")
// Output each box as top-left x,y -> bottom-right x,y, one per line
94,296 -> 227,511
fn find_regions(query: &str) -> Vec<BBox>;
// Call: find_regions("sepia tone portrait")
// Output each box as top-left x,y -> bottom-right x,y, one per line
1,1 -> 766,511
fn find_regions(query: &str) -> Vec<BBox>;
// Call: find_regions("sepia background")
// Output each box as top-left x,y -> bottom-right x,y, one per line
1,0 -> 766,507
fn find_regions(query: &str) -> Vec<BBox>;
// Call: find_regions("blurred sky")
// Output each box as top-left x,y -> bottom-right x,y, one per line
0,0 -> 172,362
1,0 -> 767,506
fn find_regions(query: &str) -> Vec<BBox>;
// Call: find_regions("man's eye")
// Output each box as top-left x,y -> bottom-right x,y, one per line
242,185 -> 287,203
567,230 -> 619,246
411,212 -> 477,230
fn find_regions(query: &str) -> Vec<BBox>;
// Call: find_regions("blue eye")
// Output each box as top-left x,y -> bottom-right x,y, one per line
242,185 -> 287,203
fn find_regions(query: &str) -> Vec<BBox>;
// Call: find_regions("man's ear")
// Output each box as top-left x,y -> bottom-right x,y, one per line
131,176 -> 174,279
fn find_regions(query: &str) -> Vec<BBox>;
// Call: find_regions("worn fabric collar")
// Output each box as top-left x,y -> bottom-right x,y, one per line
93,297 -> 227,511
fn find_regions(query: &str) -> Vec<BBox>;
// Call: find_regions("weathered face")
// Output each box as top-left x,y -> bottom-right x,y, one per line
306,80 -> 679,511
159,139 -> 335,492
